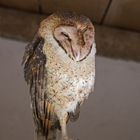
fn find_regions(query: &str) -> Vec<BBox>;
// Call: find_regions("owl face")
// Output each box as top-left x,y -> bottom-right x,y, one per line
39,12 -> 95,61
54,23 -> 95,62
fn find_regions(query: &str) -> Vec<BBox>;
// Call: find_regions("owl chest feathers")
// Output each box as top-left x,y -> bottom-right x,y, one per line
43,41 -> 96,112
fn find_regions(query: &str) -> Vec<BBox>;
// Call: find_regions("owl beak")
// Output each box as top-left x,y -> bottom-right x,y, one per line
74,51 -> 81,61
71,44 -> 92,62
70,45 -> 81,61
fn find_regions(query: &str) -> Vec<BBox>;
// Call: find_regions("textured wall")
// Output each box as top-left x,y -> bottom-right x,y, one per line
40,0 -> 110,23
104,0 -> 140,31
0,0 -> 140,31
0,0 -> 38,11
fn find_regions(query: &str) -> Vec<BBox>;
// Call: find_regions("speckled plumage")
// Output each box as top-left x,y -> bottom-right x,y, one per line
44,41 -> 95,110
23,12 -> 96,140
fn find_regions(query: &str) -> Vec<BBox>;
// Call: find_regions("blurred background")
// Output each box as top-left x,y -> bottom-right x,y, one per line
0,0 -> 140,140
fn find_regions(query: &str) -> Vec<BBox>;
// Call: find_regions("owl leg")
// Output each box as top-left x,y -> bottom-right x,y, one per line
60,114 -> 68,140
56,111 -> 71,140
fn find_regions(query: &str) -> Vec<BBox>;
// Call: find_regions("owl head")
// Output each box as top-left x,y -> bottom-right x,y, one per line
39,12 -> 95,61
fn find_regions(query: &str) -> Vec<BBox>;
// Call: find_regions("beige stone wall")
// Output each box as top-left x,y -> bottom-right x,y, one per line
0,0 -> 139,30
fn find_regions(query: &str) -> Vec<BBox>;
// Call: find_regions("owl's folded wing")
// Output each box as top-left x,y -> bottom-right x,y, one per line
22,33 -> 47,131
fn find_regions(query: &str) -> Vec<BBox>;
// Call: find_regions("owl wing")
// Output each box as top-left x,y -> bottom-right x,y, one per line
22,33 -> 48,132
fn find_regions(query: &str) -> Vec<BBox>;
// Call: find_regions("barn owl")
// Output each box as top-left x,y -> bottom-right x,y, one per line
22,12 -> 96,140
